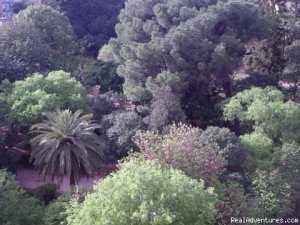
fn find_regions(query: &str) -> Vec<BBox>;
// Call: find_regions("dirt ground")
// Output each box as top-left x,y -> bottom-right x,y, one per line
16,163 -> 117,192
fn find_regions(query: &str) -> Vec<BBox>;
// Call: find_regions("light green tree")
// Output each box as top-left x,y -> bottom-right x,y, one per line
223,86 -> 300,144
66,158 -> 218,225
3,70 -> 89,128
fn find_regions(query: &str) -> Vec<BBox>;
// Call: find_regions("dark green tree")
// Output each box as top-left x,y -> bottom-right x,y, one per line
101,110 -> 145,157
0,170 -> 43,225
75,59 -> 123,93
42,0 -> 124,56
0,20 -> 52,79
0,4 -> 77,81
283,40 -> 300,100
101,0 -> 272,129
200,126 -> 246,172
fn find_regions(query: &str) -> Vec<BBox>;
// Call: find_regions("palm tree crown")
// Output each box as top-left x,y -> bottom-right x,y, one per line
30,109 -> 104,186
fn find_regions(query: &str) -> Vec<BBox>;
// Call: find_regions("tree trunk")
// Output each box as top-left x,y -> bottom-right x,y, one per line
70,174 -> 79,196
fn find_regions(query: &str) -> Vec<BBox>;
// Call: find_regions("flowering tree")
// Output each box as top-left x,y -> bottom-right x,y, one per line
133,124 -> 225,184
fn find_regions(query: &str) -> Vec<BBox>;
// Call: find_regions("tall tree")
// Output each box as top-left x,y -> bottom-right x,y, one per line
283,40 -> 300,100
30,110 -> 104,188
43,0 -> 124,56
0,4 -> 77,81
101,0 -> 272,129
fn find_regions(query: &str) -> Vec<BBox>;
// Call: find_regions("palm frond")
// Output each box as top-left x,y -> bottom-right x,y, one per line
30,109 -> 104,185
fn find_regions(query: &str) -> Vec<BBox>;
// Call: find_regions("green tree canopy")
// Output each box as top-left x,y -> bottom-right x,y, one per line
43,0 -> 124,56
2,70 -> 89,128
0,5 -> 77,82
200,126 -> 246,172
101,0 -> 272,128
75,59 -> 123,93
0,170 -> 43,225
14,4 -> 78,71
223,86 -> 300,144
66,158 -> 218,225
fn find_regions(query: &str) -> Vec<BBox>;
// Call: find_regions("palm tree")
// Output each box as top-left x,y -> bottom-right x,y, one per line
30,109 -> 104,188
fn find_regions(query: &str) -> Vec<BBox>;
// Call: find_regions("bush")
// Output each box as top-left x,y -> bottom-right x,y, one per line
34,183 -> 59,205
276,143 -> 300,192
0,169 -> 43,225
91,91 -> 128,121
252,171 -> 294,218
76,60 -> 123,92
215,181 -> 251,224
101,110 -> 145,157
66,158 -> 218,225
44,193 -> 71,225
240,132 -> 274,174
200,126 -> 246,172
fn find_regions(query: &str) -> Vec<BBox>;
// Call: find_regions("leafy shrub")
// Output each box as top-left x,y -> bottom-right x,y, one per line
66,158 -> 218,225
101,110 -> 145,158
133,124 -> 225,184
44,193 -> 71,225
200,126 -> 246,171
240,132 -> 274,174
76,60 -> 123,92
252,171 -> 294,218
91,91 -> 128,121
276,143 -> 300,193
34,183 -> 59,205
216,181 -> 250,224
0,169 -> 43,225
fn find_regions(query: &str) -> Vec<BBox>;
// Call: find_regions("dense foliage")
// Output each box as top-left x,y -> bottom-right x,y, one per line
0,71 -> 89,128
43,193 -> 71,225
101,0 -> 272,128
66,158 -> 218,225
0,5 -> 77,82
43,0 -> 124,56
224,86 -> 300,144
75,59 -> 123,92
1,0 -> 300,223
133,124 -> 225,183
0,170 -> 43,225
